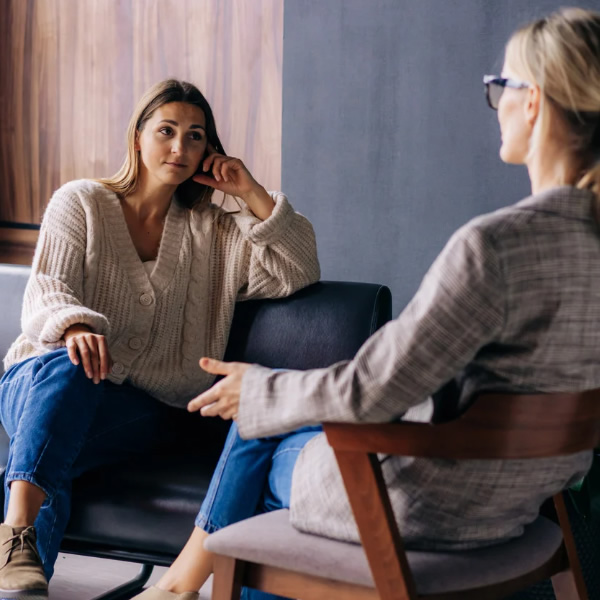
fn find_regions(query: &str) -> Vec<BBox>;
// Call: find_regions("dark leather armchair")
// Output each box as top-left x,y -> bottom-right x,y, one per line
0,264 -> 392,599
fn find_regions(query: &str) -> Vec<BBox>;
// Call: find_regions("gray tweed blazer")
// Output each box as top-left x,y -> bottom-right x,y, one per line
237,185 -> 599,550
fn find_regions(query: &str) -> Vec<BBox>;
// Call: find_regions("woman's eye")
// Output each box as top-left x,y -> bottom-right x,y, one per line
190,131 -> 204,141
159,127 -> 173,136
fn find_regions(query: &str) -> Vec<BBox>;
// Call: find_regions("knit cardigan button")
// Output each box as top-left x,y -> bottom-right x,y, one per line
139,293 -> 153,306
128,337 -> 142,350
111,362 -> 124,375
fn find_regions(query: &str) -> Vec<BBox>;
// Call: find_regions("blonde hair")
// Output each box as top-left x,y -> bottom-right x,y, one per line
505,8 -> 600,199
97,79 -> 226,210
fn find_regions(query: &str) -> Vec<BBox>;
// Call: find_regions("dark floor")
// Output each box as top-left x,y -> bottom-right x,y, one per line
49,553 -> 557,600
49,554 -> 212,599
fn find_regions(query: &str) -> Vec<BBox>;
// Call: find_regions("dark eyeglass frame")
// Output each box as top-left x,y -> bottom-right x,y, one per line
483,75 -> 530,110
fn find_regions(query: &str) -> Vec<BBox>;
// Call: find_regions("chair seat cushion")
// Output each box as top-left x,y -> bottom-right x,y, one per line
64,453 -> 220,557
204,509 -> 563,594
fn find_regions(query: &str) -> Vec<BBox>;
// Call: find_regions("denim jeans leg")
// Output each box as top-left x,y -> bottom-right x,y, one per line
0,349 -> 106,579
39,382 -> 166,580
195,422 -> 283,533
262,428 -> 322,513
0,348 -> 167,580
241,427 -> 321,600
194,420 -> 321,600
1,350 -> 105,497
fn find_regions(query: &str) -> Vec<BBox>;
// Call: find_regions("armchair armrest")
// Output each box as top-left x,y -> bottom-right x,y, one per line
324,389 -> 600,460
324,421 -> 433,455
322,422 -> 418,600
322,390 -> 600,600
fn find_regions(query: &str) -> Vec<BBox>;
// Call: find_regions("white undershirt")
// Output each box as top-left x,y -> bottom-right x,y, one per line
143,260 -> 156,276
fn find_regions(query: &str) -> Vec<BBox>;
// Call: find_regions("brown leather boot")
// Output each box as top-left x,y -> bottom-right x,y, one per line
0,524 -> 48,599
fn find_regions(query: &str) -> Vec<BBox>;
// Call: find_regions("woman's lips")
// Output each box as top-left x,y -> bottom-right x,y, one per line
166,162 -> 187,168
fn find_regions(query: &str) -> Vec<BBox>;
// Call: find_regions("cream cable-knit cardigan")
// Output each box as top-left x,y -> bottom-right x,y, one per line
4,179 -> 320,406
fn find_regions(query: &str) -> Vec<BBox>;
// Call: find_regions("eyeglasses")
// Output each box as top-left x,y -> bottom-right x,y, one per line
483,75 -> 530,110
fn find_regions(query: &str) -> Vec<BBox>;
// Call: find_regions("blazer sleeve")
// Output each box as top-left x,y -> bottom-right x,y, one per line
237,222 -> 505,438
21,189 -> 110,350
216,192 -> 320,301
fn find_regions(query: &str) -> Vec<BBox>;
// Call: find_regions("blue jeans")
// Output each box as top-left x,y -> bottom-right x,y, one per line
196,421 -> 322,600
0,349 -> 172,580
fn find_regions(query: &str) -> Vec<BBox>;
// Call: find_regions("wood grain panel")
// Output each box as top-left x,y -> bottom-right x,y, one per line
56,0 -> 134,186
0,226 -> 40,265
0,0 -> 283,262
30,0 -> 61,224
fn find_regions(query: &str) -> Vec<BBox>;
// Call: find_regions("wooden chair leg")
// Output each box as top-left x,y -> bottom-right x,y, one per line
211,555 -> 245,600
552,493 -> 589,600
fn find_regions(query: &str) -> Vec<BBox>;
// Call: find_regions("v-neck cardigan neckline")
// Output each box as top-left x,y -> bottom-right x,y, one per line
99,188 -> 187,295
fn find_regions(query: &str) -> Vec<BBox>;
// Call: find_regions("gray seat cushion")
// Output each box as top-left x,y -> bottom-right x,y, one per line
204,509 -> 563,595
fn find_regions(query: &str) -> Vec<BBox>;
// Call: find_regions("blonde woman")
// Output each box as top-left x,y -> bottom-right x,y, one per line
0,79 -> 319,599
136,8 -> 600,600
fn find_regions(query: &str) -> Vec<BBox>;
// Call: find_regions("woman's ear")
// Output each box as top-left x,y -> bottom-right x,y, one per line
524,84 -> 541,128
134,130 -> 141,152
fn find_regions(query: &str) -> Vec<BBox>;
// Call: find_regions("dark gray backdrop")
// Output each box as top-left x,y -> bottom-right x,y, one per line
282,0 -> 600,312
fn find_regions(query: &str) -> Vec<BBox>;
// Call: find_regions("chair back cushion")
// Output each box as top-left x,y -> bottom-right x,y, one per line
0,264 -> 29,374
224,281 -> 391,369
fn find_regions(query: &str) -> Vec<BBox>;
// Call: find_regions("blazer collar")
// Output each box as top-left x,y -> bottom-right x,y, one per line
515,185 -> 596,222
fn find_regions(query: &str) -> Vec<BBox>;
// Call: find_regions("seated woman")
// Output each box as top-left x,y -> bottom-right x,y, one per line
134,7 -> 600,600
0,79 -> 320,599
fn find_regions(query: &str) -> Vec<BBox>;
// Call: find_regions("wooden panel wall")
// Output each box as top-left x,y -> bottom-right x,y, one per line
0,0 -> 283,264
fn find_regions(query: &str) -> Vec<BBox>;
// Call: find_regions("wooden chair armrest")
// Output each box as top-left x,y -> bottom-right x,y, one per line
323,421 -> 434,455
324,415 -> 600,460
330,441 -> 418,600
325,389 -> 600,460
322,388 -> 600,600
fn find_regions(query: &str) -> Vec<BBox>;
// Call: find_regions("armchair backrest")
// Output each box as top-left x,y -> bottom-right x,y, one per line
0,265 -> 393,376
224,281 -> 392,369
0,264 -> 29,374
325,389 -> 600,460
324,390 -> 600,600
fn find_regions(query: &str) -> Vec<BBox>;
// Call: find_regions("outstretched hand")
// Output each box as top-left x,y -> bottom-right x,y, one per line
188,357 -> 251,420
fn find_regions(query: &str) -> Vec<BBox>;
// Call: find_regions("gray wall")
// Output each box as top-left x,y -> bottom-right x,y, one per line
282,0 -> 600,312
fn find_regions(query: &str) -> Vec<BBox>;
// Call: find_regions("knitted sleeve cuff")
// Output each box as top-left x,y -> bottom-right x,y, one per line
234,192 -> 296,247
38,307 -> 110,349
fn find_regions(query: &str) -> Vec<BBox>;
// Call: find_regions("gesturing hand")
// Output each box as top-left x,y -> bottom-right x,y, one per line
188,357 -> 251,420
64,324 -> 112,384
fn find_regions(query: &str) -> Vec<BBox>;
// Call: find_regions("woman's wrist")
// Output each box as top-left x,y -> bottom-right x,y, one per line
63,323 -> 92,341
239,184 -> 275,221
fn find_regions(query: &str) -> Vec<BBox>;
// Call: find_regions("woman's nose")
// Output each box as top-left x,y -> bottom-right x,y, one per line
171,137 -> 185,154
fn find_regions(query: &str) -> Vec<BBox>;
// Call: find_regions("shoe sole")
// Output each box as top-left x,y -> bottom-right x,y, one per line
0,589 -> 48,600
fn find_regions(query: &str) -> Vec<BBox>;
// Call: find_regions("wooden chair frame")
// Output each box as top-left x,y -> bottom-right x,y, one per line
212,390 -> 600,600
